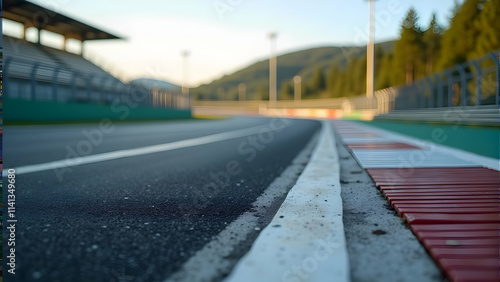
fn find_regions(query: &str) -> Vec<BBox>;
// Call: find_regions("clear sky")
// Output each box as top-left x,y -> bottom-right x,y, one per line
5,0 -> 462,87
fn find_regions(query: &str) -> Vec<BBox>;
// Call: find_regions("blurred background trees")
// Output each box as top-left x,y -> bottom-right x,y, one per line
194,0 -> 500,100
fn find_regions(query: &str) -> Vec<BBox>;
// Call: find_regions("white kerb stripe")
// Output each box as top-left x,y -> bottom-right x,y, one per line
224,121 -> 349,282
10,125 -> 268,175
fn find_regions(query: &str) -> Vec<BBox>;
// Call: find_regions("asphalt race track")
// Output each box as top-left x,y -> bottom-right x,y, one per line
3,117 -> 321,282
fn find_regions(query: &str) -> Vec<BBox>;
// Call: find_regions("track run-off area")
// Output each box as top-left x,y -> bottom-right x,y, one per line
4,116 -> 498,282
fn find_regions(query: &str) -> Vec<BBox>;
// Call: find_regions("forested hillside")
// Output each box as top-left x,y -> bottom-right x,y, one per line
193,0 -> 500,101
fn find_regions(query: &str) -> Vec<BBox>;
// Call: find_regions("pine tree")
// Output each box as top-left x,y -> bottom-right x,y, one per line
423,13 -> 443,75
310,67 -> 326,93
437,0 -> 483,69
374,46 -> 385,89
301,83 -> 310,99
279,81 -> 293,100
258,85 -> 268,100
331,67 -> 345,98
376,53 -> 393,90
327,66 -> 340,97
394,7 -> 425,85
473,0 -> 500,57
353,56 -> 367,95
343,58 -> 357,96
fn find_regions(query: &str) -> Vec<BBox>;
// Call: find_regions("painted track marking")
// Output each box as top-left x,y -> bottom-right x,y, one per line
9,124 -> 273,175
225,121 -> 349,282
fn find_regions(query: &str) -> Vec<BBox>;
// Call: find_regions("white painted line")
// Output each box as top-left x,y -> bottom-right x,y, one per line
343,121 -> 499,171
164,127 -> 320,282
9,124 -> 272,175
340,137 -> 397,144
352,149 -> 482,168
224,121 -> 349,282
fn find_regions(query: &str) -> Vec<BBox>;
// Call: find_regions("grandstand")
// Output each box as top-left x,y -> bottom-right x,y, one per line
2,0 -> 189,116
3,34 -> 127,103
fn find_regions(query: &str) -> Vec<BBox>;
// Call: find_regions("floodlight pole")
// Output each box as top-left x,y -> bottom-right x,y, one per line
366,0 -> 375,99
238,83 -> 246,101
294,75 -> 301,102
182,50 -> 190,109
268,32 -> 277,106
182,50 -> 190,95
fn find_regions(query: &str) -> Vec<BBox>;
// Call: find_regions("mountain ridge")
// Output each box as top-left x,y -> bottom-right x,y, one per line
193,40 -> 395,100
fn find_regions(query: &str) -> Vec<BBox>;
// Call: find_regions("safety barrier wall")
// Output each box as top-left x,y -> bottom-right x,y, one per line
4,98 -> 191,123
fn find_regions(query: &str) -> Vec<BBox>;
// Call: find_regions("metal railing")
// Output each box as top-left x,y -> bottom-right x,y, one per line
3,57 -> 190,110
194,52 -> 499,119
393,52 -> 500,110
324,51 -> 499,115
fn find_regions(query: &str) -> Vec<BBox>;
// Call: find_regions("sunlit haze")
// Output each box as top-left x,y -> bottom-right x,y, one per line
4,0 -> 463,86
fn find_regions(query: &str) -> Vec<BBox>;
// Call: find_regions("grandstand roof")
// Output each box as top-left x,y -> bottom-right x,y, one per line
3,0 -> 122,41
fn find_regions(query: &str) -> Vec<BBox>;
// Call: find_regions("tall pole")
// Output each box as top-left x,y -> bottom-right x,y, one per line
182,50 -> 190,95
294,75 -> 301,102
238,83 -> 246,101
182,50 -> 190,109
366,0 -> 375,99
268,32 -> 277,106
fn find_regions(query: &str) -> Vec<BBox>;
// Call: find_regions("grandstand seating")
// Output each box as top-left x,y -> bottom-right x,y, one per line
3,0 -> 190,115
3,35 -> 125,103
42,44 -> 112,77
